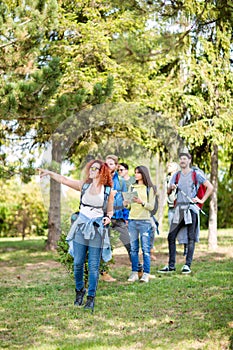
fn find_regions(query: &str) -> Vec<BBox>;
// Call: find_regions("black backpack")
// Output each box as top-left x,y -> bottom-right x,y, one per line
71,183 -> 111,224
146,187 -> 159,216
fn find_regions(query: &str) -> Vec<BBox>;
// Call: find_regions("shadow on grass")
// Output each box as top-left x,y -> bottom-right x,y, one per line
1,272 -> 232,350
0,236 -> 232,350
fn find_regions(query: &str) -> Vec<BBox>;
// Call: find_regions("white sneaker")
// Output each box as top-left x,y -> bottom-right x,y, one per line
140,272 -> 150,283
128,272 -> 139,282
181,265 -> 191,274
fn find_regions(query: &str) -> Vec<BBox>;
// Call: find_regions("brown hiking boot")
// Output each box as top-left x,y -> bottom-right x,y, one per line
138,270 -> 143,279
100,272 -> 116,282
138,263 -> 143,279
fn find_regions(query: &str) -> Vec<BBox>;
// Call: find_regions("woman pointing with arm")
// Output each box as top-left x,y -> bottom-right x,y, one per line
38,160 -> 114,312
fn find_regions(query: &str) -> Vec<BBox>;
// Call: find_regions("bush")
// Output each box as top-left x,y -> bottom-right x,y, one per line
57,216 -> 89,286
0,178 -> 48,238
57,232 -> 74,276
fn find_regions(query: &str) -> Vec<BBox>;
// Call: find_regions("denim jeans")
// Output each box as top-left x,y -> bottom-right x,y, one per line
149,226 -> 155,250
168,209 -> 197,268
73,229 -> 102,297
128,220 -> 151,274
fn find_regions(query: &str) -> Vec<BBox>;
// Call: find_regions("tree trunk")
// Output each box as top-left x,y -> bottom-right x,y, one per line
46,141 -> 62,251
208,143 -> 218,250
153,154 -> 166,232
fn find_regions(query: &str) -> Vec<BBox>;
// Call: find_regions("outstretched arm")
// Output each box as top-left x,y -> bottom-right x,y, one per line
38,168 -> 83,191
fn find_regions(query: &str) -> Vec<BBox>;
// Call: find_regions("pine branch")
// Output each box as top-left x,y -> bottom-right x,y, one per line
0,34 -> 31,49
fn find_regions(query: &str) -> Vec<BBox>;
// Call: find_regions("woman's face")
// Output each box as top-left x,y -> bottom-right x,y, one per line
134,169 -> 143,181
89,162 -> 101,179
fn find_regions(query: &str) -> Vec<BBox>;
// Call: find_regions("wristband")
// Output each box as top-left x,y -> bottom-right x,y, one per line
141,202 -> 145,207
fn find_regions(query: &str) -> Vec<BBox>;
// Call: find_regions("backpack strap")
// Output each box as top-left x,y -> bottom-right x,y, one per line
175,169 -> 199,195
80,183 -> 111,214
192,169 -> 203,196
79,183 -> 90,209
175,170 -> 197,186
146,186 -> 158,216
175,171 -> 181,184
146,187 -> 151,216
146,186 -> 150,200
192,169 -> 198,185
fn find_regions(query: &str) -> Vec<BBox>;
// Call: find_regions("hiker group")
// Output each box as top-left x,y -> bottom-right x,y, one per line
38,149 -> 213,312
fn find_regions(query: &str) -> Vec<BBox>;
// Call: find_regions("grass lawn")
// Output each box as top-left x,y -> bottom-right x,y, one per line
0,229 -> 232,350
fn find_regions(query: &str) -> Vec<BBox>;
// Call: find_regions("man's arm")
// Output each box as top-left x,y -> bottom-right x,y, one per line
194,180 -> 214,205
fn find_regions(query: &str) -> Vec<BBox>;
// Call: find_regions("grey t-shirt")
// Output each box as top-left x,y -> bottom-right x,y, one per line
170,170 -> 206,204
124,176 -> 135,191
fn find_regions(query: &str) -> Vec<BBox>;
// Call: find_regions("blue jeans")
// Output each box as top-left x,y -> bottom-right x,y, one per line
168,210 -> 197,268
128,220 -> 151,274
149,226 -> 155,250
73,229 -> 102,297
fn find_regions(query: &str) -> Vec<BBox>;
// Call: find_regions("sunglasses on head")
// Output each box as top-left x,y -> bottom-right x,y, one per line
90,166 -> 100,171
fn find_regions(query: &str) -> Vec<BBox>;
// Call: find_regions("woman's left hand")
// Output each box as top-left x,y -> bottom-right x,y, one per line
133,197 -> 143,204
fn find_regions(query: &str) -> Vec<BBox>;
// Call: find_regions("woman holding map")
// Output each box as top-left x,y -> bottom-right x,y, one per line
124,166 -> 157,283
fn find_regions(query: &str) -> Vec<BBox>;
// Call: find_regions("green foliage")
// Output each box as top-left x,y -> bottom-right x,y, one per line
57,232 -> 73,276
0,178 -> 48,237
217,174 -> 233,228
1,0 -> 233,241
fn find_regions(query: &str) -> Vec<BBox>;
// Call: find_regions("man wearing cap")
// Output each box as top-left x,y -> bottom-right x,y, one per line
158,149 -> 213,274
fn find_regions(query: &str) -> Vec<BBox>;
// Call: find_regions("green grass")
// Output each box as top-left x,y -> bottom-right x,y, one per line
0,230 -> 232,350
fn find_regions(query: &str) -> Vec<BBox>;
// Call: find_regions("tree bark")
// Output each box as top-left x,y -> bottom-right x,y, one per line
208,143 -> 218,250
153,154 -> 166,231
46,141 -> 62,251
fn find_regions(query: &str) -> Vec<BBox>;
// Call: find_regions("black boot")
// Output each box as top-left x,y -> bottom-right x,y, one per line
74,287 -> 86,306
84,296 -> 95,312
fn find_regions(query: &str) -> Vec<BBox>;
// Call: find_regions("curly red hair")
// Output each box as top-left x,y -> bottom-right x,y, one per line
84,159 -> 113,187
